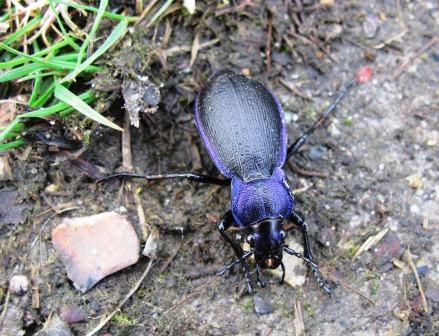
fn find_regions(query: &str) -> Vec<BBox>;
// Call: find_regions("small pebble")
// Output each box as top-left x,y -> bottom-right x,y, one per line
425,287 -> 439,302
9,275 -> 29,296
363,15 -> 380,39
308,145 -> 326,160
253,296 -> 273,315
0,156 -> 12,181
59,305 -> 87,324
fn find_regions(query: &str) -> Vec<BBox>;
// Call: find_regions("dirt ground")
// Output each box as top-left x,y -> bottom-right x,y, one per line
1,0 -> 439,335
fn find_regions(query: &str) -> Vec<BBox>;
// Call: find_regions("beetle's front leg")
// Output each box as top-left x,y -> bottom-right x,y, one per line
218,211 -> 254,294
288,211 -> 332,294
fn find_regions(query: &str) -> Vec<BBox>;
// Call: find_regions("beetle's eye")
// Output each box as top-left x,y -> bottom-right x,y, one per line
280,230 -> 287,239
246,234 -> 255,245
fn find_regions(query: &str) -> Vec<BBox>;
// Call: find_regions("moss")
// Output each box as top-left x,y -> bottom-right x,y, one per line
112,312 -> 137,326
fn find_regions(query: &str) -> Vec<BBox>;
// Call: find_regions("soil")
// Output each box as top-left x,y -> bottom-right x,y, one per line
1,1 -> 439,335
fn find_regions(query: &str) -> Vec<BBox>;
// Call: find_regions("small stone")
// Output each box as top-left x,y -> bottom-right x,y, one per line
35,315 -> 72,336
52,211 -> 140,293
406,173 -> 423,189
9,275 -> 29,296
425,287 -> 439,302
253,296 -> 273,315
317,227 -> 335,247
59,305 -> 87,324
270,238 -> 307,287
0,188 -> 29,226
308,145 -> 326,160
142,226 -> 160,259
363,15 -> 380,39
373,233 -> 402,266
0,155 -> 12,181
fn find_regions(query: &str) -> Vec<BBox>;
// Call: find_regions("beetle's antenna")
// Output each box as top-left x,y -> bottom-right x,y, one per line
283,246 -> 319,269
96,172 -> 230,186
217,250 -> 254,277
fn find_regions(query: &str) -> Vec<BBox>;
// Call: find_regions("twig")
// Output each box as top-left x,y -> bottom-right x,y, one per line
265,14 -> 272,72
29,206 -> 79,250
0,289 -> 11,325
405,249 -> 428,314
215,0 -> 254,16
279,78 -> 312,101
86,259 -> 154,336
159,242 -> 183,273
287,161 -> 328,178
161,277 -> 221,317
392,36 -> 438,79
188,31 -> 200,69
122,109 -> 133,171
135,0 -> 158,26
164,38 -> 220,58
293,299 -> 304,336
319,268 -> 376,306
353,228 -> 389,260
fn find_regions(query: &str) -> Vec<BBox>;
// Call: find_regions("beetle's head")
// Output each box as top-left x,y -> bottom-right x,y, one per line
246,218 -> 286,269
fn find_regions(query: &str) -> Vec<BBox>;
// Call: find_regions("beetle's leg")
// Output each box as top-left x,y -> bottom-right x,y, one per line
288,211 -> 332,294
279,261 -> 286,285
255,264 -> 266,288
97,172 -> 230,186
286,80 -> 356,160
218,211 -> 254,294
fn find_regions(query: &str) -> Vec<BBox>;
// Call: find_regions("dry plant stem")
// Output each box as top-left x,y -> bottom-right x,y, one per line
265,15 -> 272,72
287,161 -> 328,178
162,277 -> 221,317
405,249 -> 428,314
0,289 -> 11,325
293,299 -> 305,336
189,31 -> 200,69
133,190 -> 149,240
164,38 -> 220,58
86,259 -> 155,336
279,78 -> 312,101
135,0 -> 159,27
122,109 -> 133,171
319,268 -> 376,306
392,36 -> 438,79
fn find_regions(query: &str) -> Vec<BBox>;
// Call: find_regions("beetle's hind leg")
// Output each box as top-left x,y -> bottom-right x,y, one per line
288,211 -> 332,294
218,211 -> 254,294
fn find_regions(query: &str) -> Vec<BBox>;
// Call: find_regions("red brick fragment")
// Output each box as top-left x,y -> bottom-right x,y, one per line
52,211 -> 139,293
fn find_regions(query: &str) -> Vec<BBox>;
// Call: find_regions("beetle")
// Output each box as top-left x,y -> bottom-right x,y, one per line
100,68 -> 372,293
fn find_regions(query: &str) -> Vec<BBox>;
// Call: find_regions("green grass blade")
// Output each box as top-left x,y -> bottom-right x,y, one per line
0,63 -> 44,82
61,19 -> 127,83
77,0 -> 108,64
29,80 -> 55,108
54,84 -> 122,131
51,0 -> 138,22
0,118 -> 24,142
19,91 -> 94,118
1,15 -> 42,45
28,74 -> 43,106
0,139 -> 25,150
0,39 -> 72,70
147,0 -> 174,28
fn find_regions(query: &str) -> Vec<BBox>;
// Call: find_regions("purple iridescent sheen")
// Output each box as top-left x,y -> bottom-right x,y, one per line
194,70 -> 294,227
231,168 -> 294,227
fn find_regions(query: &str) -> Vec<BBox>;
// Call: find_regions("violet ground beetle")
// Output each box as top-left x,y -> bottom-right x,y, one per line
100,67 -> 373,293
